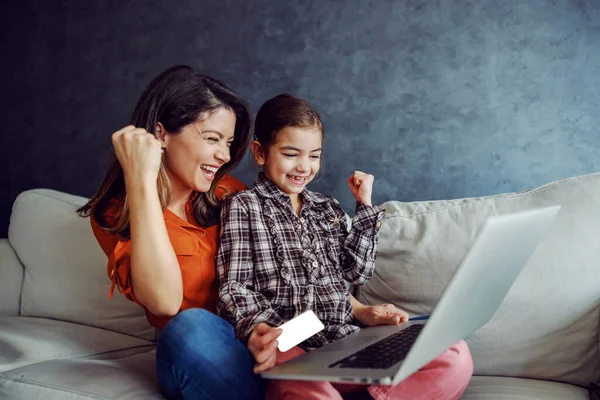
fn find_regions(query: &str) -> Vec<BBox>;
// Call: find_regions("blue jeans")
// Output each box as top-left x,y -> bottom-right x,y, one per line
156,308 -> 264,400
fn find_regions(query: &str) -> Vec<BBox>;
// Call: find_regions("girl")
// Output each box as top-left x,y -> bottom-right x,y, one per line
78,65 -> 261,400
217,93 -> 474,399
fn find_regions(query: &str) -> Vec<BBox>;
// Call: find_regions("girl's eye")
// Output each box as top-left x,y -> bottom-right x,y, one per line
283,153 -> 297,157
310,155 -> 321,160
206,137 -> 219,143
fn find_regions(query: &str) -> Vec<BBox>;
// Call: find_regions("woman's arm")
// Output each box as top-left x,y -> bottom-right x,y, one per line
127,180 -> 182,316
112,126 -> 182,316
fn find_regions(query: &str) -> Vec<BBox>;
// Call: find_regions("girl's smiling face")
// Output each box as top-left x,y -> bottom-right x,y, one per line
253,125 -> 323,198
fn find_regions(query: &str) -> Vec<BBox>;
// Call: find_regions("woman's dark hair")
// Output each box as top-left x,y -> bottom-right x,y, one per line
253,93 -> 324,149
78,65 -> 251,237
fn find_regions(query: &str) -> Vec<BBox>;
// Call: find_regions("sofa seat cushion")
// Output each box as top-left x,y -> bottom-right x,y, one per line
0,349 -> 161,399
462,376 -> 589,399
0,317 -> 154,373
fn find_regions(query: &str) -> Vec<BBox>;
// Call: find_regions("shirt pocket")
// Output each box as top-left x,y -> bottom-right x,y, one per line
171,237 -> 195,257
173,237 -> 206,297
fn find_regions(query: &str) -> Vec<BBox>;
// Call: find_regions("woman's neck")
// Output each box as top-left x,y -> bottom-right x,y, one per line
166,174 -> 193,222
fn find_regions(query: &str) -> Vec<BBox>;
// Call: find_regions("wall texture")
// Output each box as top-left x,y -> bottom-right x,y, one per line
1,0 -> 599,236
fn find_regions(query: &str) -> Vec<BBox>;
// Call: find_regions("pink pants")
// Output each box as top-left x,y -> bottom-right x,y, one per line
265,340 -> 473,400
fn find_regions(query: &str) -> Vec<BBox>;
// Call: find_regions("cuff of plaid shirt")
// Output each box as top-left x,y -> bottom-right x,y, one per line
351,202 -> 385,234
237,308 -> 285,344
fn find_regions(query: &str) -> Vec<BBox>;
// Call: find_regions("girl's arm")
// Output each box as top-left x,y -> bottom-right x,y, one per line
349,294 -> 409,325
216,196 -> 284,342
332,171 -> 385,284
333,199 -> 385,285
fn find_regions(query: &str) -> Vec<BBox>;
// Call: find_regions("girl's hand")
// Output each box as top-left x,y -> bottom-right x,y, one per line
111,125 -> 164,185
347,170 -> 374,206
353,303 -> 409,326
247,323 -> 282,374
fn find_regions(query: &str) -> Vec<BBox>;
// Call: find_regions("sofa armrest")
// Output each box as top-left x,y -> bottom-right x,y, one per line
0,238 -> 24,316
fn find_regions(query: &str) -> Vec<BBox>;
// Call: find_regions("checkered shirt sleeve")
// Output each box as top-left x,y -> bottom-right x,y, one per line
334,200 -> 385,284
216,196 -> 284,342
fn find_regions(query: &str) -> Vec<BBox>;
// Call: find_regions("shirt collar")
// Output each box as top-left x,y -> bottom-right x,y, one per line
253,172 -> 287,200
253,172 -> 328,208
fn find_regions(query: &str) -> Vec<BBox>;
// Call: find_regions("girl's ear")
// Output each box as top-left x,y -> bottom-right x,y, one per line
251,141 -> 266,166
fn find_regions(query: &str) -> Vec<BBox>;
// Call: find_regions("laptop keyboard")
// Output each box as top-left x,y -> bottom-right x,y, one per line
328,324 -> 424,369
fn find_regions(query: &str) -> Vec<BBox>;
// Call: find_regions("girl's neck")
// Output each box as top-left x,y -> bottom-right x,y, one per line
289,194 -> 302,216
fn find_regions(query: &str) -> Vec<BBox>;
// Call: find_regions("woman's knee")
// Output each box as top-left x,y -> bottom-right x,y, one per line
156,309 -> 264,400
157,309 -> 237,364
163,308 -> 231,337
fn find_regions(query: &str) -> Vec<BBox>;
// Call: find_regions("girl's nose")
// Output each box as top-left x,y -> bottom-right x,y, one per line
296,159 -> 309,172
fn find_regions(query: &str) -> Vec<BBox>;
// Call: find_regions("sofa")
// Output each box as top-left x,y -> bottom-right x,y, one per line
1,172 -> 599,399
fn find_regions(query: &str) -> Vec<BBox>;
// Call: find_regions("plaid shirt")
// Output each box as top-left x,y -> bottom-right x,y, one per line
217,173 -> 385,350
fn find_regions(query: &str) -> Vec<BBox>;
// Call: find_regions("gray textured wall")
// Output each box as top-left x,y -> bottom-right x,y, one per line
1,0 -> 599,236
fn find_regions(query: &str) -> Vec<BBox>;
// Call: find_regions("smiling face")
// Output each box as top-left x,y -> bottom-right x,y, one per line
253,125 -> 323,200
160,107 -> 236,196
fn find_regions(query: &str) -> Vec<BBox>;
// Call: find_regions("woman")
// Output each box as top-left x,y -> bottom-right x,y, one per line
78,65 -> 260,399
80,65 -> 408,400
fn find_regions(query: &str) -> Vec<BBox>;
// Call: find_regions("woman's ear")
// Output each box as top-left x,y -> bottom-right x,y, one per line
251,141 -> 266,166
155,122 -> 167,147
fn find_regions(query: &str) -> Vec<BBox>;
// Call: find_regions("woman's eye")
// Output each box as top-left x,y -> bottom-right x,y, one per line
283,153 -> 296,157
206,137 -> 219,142
310,155 -> 321,160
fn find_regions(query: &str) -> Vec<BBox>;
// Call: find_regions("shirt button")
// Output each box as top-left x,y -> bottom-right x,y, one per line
312,261 -> 318,268
376,222 -> 381,228
200,231 -> 207,237
300,217 -> 305,223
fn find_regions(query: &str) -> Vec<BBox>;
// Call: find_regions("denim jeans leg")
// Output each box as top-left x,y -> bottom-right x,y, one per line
156,308 -> 264,400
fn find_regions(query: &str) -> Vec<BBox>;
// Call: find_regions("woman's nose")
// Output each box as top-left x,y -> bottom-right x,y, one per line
216,146 -> 231,164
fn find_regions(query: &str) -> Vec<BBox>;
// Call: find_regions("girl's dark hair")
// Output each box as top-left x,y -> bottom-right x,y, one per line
78,65 -> 251,238
253,93 -> 324,149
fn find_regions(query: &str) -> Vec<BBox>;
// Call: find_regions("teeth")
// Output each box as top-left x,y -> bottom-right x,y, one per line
288,175 -> 307,182
201,165 -> 218,173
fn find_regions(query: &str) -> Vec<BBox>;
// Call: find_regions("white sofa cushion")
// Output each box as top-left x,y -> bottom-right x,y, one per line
0,348 -> 160,400
0,239 -> 23,317
0,317 -> 154,373
461,376 -> 589,400
358,172 -> 600,386
8,189 -> 155,341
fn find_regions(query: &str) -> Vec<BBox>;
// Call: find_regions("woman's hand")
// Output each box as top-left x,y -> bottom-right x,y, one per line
111,125 -> 164,185
247,323 -> 283,374
353,303 -> 409,326
347,170 -> 374,206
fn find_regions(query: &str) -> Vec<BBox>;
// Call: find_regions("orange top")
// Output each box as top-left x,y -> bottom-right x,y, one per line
90,175 -> 247,330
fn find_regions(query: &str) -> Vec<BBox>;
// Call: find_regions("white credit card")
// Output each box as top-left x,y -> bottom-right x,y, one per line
277,310 -> 325,352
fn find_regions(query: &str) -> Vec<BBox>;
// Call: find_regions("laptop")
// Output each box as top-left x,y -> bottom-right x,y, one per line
262,205 -> 561,385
